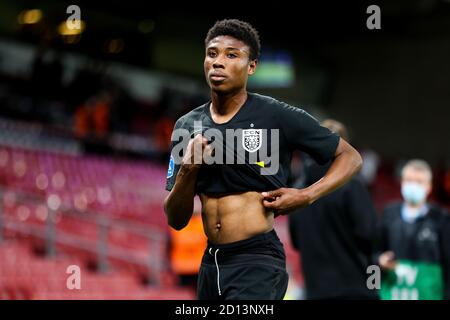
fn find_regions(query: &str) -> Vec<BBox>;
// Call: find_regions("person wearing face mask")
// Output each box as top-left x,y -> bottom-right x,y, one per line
376,159 -> 450,300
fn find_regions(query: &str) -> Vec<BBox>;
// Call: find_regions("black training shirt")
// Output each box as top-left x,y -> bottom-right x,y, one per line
165,92 -> 339,194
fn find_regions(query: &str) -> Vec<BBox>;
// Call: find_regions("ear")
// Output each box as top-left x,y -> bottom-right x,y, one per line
248,59 -> 258,76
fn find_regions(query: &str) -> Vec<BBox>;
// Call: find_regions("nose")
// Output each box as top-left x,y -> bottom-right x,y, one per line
212,55 -> 225,69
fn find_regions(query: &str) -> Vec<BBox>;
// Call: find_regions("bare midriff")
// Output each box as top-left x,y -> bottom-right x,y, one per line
199,191 -> 274,244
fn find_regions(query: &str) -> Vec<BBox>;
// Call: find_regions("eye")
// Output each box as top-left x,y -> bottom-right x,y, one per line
227,53 -> 237,58
207,51 -> 217,58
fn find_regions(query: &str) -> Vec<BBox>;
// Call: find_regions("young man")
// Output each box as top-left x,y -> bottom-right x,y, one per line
164,19 -> 362,300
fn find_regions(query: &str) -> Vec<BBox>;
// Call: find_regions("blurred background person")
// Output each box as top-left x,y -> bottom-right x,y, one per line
289,119 -> 379,300
168,199 -> 207,291
376,159 -> 450,300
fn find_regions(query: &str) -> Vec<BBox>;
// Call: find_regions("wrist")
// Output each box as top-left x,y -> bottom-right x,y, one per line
300,187 -> 318,205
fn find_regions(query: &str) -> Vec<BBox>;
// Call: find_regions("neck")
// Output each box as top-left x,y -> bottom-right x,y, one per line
210,88 -> 247,116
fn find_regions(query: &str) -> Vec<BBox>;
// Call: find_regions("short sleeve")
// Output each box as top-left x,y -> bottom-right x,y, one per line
278,104 -> 340,165
165,118 -> 186,191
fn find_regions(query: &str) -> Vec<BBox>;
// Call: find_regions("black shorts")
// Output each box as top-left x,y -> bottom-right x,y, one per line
197,229 -> 289,300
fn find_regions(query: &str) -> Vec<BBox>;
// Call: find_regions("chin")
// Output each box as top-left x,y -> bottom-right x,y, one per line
210,84 -> 232,95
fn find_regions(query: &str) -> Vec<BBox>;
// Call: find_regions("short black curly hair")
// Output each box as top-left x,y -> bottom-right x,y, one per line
205,19 -> 261,60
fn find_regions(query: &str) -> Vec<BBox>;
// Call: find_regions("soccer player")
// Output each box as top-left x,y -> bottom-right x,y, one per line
164,19 -> 362,300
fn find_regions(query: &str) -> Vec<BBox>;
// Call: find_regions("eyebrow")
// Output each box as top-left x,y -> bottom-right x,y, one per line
207,46 -> 242,51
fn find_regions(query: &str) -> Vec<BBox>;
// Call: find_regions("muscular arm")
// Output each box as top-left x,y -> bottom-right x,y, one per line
305,138 -> 362,203
163,166 -> 199,230
262,138 -> 362,214
163,134 -> 210,230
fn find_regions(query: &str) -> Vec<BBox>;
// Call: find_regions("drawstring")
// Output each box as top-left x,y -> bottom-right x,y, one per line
209,248 -> 221,296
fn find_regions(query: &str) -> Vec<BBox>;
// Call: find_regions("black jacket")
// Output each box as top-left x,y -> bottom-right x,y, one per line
375,202 -> 450,299
289,162 -> 378,299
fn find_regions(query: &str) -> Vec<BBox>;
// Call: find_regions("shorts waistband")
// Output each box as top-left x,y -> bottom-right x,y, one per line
202,228 -> 285,267
207,229 -> 280,252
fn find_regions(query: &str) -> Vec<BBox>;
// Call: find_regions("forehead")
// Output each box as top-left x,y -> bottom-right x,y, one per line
402,166 -> 430,180
206,35 -> 249,51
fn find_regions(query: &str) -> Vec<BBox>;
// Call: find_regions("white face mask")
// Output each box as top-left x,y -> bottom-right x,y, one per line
401,182 -> 427,205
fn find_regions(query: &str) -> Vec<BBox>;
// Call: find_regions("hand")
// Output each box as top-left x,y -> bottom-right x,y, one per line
261,188 -> 312,216
181,134 -> 213,170
379,251 -> 398,271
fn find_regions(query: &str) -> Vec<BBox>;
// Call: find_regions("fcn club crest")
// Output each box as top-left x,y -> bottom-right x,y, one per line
242,129 -> 262,153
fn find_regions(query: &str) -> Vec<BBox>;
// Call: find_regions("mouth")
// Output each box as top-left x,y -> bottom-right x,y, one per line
209,73 -> 227,82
